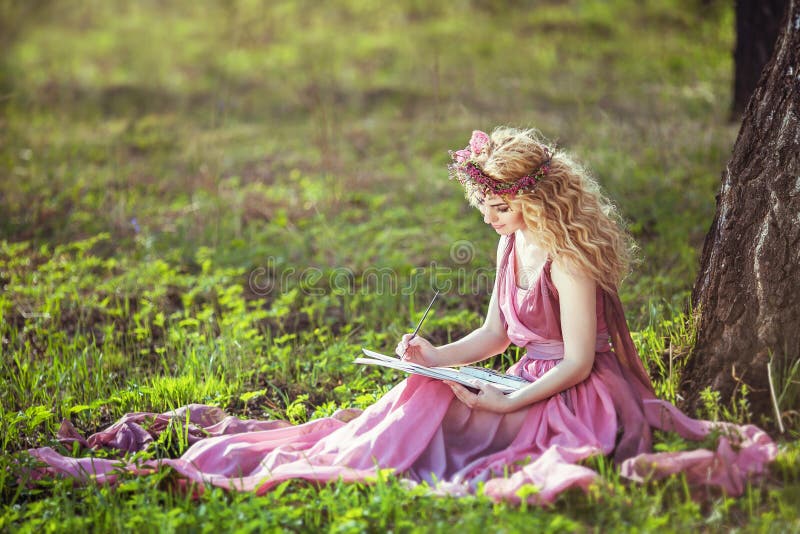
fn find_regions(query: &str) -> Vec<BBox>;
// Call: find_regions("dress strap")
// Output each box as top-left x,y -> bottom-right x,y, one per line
493,234 -> 515,329
603,290 -> 655,396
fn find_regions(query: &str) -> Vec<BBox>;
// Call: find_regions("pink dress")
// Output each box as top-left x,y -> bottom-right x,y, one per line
28,233 -> 776,504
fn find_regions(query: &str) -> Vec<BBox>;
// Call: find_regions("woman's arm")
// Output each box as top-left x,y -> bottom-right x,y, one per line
396,278 -> 511,367
434,287 -> 511,366
447,261 -> 597,413
396,237 -> 511,367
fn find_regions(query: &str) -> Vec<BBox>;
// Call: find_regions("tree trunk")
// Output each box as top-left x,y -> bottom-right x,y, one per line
732,0 -> 789,117
682,0 -> 800,425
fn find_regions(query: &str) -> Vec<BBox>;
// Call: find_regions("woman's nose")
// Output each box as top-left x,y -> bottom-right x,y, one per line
483,210 -> 496,224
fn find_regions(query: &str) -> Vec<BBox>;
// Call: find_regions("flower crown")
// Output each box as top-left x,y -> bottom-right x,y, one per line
447,130 -> 553,197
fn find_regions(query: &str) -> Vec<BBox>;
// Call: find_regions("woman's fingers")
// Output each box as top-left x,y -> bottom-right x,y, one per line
399,344 -> 419,361
397,335 -> 429,361
445,381 -> 478,408
452,387 -> 469,406
406,335 -> 430,348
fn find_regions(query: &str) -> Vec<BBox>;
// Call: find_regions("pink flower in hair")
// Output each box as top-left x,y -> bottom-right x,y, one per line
447,130 -> 553,198
452,147 -> 472,164
469,130 -> 490,155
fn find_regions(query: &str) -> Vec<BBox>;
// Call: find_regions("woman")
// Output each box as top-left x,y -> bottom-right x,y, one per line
401,127 -> 628,420
28,128 -> 775,504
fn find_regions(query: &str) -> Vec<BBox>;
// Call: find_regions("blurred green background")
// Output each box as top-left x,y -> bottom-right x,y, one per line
1,0 -> 735,304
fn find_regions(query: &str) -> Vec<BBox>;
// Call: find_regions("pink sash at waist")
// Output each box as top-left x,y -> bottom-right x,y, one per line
524,334 -> 611,360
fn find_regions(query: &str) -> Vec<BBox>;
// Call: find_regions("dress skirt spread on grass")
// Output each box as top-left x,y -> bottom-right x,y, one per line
28,233 -> 776,504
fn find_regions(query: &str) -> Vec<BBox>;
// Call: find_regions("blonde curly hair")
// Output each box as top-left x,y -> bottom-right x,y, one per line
470,126 -> 635,291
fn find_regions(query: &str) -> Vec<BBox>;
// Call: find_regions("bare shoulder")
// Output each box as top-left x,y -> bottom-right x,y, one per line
551,260 -> 597,334
550,259 -> 596,295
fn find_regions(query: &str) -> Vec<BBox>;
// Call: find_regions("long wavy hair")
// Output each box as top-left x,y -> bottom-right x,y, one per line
472,127 -> 635,291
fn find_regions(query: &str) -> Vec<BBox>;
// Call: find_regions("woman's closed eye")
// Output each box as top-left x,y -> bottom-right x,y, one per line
488,205 -> 510,214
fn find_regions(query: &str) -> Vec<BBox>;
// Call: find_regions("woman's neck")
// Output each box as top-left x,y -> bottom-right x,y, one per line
515,228 -> 542,251
514,229 -> 548,289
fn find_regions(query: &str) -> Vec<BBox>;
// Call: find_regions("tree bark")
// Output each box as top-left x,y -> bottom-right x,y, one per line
682,0 -> 800,424
733,0 -> 790,117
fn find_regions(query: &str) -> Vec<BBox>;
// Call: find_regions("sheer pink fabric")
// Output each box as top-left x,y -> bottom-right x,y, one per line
27,234 -> 776,504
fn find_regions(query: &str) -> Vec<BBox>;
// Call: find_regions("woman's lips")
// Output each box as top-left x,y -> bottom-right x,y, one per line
492,225 -> 504,229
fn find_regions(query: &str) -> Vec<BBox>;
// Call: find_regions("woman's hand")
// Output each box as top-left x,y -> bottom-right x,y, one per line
395,334 -> 441,367
444,380 -> 519,414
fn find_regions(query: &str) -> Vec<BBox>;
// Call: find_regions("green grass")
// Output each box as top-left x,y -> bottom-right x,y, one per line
1,0 -> 798,531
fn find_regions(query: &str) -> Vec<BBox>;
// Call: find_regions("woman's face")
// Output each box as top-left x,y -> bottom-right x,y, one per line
477,194 -> 526,235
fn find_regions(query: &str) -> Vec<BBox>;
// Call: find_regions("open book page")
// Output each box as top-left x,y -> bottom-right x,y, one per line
458,366 -> 529,389
356,348 -> 526,394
